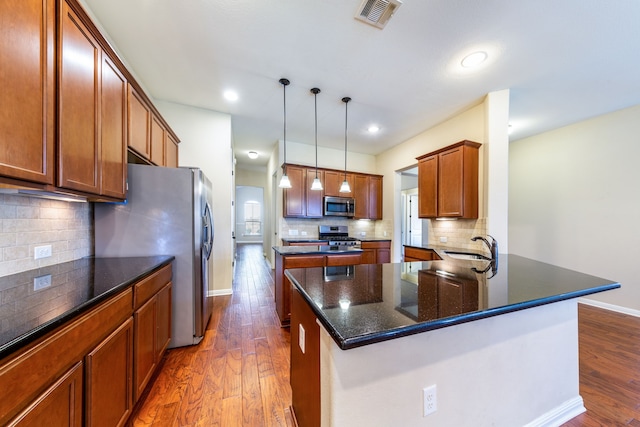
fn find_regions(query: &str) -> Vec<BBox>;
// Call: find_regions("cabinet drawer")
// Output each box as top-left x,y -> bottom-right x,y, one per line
284,256 -> 325,269
326,254 -> 362,266
360,241 -> 390,250
0,288 -> 132,425
134,264 -> 172,309
404,247 -> 438,261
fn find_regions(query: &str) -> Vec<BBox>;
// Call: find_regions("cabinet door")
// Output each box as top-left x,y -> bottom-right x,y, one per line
353,174 -> 370,219
58,1 -> 101,194
323,170 -> 353,197
368,176 -> 382,220
134,297 -> 157,401
438,146 -> 464,217
7,362 -> 83,427
165,134 -> 179,168
360,249 -> 376,265
155,283 -> 172,359
150,115 -> 166,166
418,155 -> 438,218
0,0 -> 55,185
376,249 -> 391,264
306,168 -> 324,218
128,85 -> 151,160
283,165 -> 306,217
85,318 -> 133,427
100,53 -> 127,199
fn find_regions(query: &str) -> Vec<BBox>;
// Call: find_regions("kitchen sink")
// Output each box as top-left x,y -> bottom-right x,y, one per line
444,251 -> 491,261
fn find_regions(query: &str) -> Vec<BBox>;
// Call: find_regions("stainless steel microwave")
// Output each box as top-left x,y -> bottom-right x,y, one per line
324,196 -> 355,217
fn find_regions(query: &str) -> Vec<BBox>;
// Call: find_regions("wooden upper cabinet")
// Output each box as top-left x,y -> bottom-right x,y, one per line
0,0 -> 55,185
165,134 -> 179,168
127,85 -> 151,160
100,53 -> 127,199
417,140 -> 481,219
418,155 -> 438,218
324,170 -> 354,197
353,174 -> 370,219
283,165 -> 306,217
58,1 -> 101,194
368,175 -> 382,220
306,168 -> 324,218
150,115 -> 166,166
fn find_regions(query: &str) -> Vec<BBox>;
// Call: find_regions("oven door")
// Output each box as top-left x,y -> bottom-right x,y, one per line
324,196 -> 355,217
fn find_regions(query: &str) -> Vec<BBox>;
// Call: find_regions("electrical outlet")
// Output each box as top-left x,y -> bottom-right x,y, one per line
439,236 -> 448,243
298,324 -> 306,354
360,232 -> 366,237
34,245 -> 52,260
34,274 -> 52,291
301,231 -> 307,235
289,229 -> 298,236
423,385 -> 437,416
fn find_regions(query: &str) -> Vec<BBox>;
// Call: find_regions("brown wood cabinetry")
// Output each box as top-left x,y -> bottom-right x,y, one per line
85,318 -> 133,427
7,361 -> 83,427
150,115 -> 166,166
166,134 -> 179,168
360,240 -> 391,264
417,140 -> 481,219
403,246 -> 441,261
128,85 -> 151,161
58,1 -> 101,194
0,263 -> 172,426
324,170 -> 354,197
0,0 -> 55,185
282,164 -> 383,219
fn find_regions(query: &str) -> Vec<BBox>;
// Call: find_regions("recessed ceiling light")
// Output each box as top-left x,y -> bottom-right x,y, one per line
368,125 -> 380,133
461,51 -> 488,68
247,151 -> 258,159
223,90 -> 239,101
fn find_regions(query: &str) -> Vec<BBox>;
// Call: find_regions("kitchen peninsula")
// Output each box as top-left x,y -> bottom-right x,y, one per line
286,255 -> 619,426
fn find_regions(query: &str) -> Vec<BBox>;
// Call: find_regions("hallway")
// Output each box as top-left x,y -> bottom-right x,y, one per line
132,243 -> 292,426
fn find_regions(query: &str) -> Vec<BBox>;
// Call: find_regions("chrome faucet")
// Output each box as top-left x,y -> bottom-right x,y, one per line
471,235 -> 498,261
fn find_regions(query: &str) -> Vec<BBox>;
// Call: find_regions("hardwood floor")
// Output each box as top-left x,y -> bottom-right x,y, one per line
561,304 -> 640,426
131,243 -> 640,426
131,243 -> 293,426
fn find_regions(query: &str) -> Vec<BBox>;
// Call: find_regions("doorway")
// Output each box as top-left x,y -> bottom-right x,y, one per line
235,186 -> 264,243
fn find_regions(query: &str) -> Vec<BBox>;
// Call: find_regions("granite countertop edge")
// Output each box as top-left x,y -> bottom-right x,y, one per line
273,245 -> 363,255
286,267 -> 621,351
0,255 -> 174,360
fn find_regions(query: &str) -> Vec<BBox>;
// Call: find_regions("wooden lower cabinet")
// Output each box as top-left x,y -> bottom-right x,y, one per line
0,263 -> 172,426
7,362 -> 83,427
85,318 -> 133,427
290,287 -> 321,427
360,240 -> 391,264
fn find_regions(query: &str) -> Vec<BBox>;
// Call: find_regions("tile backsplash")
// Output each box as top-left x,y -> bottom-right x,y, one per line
0,195 -> 92,277
427,218 -> 488,252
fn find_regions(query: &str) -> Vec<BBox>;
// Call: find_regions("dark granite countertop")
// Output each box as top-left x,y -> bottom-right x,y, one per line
0,256 -> 173,360
285,254 -> 620,350
281,238 -> 328,243
358,237 -> 391,242
273,245 -> 363,255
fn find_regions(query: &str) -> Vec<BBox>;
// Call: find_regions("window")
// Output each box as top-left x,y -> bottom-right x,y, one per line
244,201 -> 261,235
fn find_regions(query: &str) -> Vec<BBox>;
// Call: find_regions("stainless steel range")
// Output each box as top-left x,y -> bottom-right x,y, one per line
318,225 -> 360,247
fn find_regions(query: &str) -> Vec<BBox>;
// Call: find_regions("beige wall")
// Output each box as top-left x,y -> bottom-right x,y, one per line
509,104 -> 640,313
0,196 -> 92,277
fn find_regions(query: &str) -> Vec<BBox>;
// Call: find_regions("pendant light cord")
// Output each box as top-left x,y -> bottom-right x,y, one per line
342,97 -> 351,180
279,78 -> 290,175
311,88 -> 321,179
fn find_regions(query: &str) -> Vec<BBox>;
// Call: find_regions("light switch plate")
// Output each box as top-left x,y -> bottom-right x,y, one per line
299,324 -> 306,354
34,274 -> 52,291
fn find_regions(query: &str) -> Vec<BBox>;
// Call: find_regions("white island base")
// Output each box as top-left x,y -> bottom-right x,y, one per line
319,299 -> 584,427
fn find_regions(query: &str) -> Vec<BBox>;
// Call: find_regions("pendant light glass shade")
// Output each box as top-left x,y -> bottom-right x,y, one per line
340,96 -> 352,193
278,78 -> 292,189
310,87 -> 323,191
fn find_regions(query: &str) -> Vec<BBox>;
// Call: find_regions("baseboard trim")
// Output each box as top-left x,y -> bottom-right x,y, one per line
524,396 -> 585,427
578,298 -> 640,318
209,289 -> 232,297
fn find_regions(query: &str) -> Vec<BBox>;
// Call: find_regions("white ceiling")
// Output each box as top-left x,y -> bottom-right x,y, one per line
81,0 -> 640,167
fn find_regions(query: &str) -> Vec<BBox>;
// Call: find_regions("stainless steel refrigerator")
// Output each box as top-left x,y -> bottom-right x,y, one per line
94,164 -> 214,348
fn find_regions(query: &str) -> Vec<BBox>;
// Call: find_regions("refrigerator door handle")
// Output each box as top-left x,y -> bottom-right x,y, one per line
203,202 -> 214,260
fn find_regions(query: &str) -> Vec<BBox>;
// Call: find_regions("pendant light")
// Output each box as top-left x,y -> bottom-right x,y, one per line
278,78 -> 292,188
310,87 -> 323,191
339,97 -> 352,193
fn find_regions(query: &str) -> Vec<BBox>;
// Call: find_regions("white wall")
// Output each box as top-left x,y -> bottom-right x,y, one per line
283,140 -> 377,174
155,100 -> 234,295
509,104 -> 640,312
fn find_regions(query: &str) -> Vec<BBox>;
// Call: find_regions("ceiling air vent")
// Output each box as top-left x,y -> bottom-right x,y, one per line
354,0 -> 402,29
